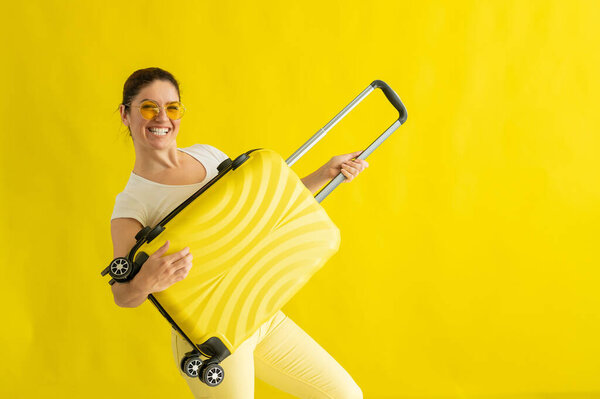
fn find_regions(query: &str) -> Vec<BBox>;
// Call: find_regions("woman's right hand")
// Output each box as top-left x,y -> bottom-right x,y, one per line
131,240 -> 193,295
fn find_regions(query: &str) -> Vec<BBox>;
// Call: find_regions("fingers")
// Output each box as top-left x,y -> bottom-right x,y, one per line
340,158 -> 369,183
341,151 -> 363,163
170,252 -> 193,283
175,263 -> 193,277
346,151 -> 369,168
142,242 -> 194,291
172,252 -> 193,274
355,159 -> 369,168
341,163 -> 358,175
164,246 -> 190,263
150,245 -> 190,266
346,159 -> 369,169
150,240 -> 170,259
340,166 -> 353,182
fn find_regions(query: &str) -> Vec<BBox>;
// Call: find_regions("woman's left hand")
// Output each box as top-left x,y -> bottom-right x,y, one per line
300,151 -> 369,194
320,151 -> 369,183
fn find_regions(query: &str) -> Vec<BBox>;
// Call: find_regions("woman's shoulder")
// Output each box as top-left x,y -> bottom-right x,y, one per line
183,144 -> 229,162
111,186 -> 147,226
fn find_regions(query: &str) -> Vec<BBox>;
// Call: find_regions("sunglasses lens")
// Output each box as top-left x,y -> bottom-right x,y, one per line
166,102 -> 185,120
140,101 -> 159,120
137,101 -> 185,120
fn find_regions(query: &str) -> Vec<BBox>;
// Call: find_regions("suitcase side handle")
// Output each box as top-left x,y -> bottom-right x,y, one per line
286,80 -> 408,203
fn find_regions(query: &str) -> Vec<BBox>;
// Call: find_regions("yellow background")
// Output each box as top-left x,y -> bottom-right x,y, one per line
2,0 -> 599,398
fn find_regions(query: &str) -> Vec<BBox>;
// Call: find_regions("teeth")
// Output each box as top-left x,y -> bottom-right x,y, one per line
148,127 -> 169,136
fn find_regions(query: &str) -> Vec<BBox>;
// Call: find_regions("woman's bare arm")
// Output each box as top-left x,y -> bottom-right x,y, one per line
109,218 -> 194,308
300,151 -> 369,195
110,218 -> 151,308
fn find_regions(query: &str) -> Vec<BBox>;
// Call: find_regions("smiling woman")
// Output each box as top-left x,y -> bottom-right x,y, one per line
108,67 -> 367,398
120,79 -> 182,149
119,69 -> 182,136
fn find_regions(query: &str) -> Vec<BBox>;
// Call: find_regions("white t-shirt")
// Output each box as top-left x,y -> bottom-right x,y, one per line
110,144 -> 230,228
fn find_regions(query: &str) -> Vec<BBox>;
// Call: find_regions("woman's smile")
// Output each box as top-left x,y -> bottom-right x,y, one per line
147,126 -> 171,136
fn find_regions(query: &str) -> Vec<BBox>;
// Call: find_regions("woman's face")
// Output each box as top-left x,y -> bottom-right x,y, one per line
120,79 -> 182,150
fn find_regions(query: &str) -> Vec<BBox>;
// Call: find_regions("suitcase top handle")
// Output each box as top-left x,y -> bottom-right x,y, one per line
286,80 -> 408,203
371,80 -> 408,124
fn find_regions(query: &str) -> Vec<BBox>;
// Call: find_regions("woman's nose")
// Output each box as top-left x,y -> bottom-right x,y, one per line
156,107 -> 169,121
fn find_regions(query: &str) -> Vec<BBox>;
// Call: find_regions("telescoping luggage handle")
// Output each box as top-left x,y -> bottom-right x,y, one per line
286,80 -> 407,203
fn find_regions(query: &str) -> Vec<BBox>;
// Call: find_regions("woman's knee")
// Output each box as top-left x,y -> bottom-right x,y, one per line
336,381 -> 363,399
318,376 -> 362,399
352,385 -> 364,399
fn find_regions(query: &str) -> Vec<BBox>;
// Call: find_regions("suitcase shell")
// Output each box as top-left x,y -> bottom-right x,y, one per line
137,148 -> 340,356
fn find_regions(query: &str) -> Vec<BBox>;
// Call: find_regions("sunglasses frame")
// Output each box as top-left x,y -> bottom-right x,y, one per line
125,99 -> 186,120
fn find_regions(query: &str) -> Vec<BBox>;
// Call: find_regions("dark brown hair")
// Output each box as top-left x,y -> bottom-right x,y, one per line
120,67 -> 181,136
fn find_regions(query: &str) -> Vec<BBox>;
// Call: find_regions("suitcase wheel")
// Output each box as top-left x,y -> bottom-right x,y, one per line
202,363 -> 224,387
108,257 -> 132,280
181,355 -> 203,378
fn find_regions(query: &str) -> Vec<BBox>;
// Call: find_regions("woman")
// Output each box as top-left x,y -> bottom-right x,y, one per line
111,67 -> 367,398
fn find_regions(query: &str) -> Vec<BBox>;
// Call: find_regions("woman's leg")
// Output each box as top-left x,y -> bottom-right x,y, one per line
170,327 -> 258,398
254,311 -> 362,399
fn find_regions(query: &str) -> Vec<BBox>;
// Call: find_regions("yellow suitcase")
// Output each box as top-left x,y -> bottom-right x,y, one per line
102,80 -> 407,387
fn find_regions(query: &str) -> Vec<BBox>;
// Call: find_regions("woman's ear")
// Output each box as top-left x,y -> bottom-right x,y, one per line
119,104 -> 130,127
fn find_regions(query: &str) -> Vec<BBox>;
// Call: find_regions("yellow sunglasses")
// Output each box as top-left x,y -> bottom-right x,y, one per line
127,100 -> 186,120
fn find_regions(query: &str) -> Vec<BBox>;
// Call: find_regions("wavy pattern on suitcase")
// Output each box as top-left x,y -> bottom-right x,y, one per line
140,149 -> 340,353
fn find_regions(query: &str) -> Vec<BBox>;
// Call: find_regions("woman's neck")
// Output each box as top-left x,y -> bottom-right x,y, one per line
132,143 -> 183,178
